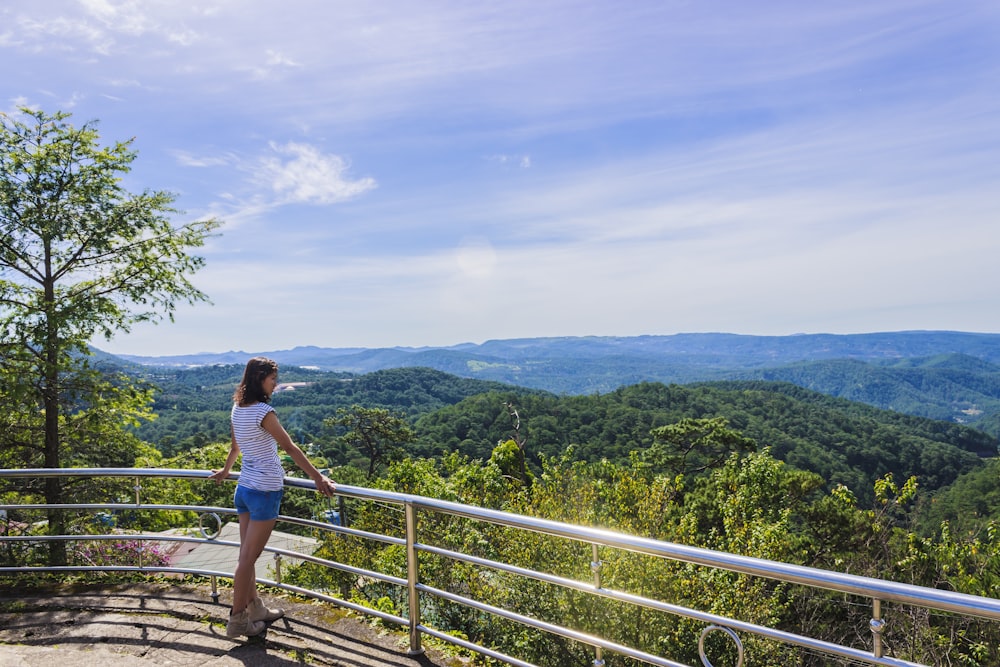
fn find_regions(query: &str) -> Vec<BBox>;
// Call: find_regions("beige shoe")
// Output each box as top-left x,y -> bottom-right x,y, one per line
226,608 -> 265,638
249,596 -> 284,623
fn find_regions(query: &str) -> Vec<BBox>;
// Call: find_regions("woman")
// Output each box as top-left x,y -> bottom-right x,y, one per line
210,357 -> 336,638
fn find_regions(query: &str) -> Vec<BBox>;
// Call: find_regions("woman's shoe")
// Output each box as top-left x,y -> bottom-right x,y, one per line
249,596 -> 284,623
226,608 -> 265,638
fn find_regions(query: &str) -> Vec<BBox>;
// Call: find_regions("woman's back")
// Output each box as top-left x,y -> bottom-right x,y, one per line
232,402 -> 283,491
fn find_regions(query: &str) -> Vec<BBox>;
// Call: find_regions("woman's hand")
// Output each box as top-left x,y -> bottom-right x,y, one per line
209,469 -> 230,484
314,475 -> 336,497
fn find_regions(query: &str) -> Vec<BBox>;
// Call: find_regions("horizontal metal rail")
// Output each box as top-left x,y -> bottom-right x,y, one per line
2,467 -> 999,667
413,541 -> 899,665
403,496 -> 1000,622
0,503 -> 405,548
0,531 -> 409,590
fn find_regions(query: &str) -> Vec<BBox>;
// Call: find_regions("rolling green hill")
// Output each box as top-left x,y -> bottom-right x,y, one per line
115,352 -> 1000,512
726,353 -> 1000,434
107,332 -> 1000,436
132,364 -> 548,455
412,380 -> 997,504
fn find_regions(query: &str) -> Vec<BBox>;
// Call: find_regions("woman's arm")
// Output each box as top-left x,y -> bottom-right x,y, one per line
261,411 -> 337,496
209,428 -> 241,483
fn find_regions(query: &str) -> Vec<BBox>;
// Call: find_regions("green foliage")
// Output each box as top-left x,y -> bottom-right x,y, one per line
129,366 -> 537,457
0,108 -> 218,350
283,441 -> 1000,666
415,382 -> 993,505
117,361 -> 999,513
490,439 -> 533,488
0,107 -> 219,564
325,405 -> 415,479
916,458 -> 1000,534
734,354 -> 1000,435
644,416 -> 756,476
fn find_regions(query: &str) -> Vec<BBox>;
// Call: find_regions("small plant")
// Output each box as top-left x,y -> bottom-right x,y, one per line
72,539 -> 170,568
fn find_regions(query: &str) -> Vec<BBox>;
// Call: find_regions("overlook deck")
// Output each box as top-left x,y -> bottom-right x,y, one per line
0,582 -> 458,667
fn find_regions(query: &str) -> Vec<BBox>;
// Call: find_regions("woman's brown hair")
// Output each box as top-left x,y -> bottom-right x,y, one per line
234,357 -> 278,406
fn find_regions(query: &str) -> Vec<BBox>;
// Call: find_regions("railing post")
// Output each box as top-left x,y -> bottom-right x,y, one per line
591,543 -> 605,667
870,599 -> 885,658
405,500 -> 424,655
134,477 -> 144,569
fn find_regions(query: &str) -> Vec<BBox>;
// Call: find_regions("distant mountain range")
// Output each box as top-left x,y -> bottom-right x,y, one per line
104,331 -> 1000,435
111,330 -> 1000,384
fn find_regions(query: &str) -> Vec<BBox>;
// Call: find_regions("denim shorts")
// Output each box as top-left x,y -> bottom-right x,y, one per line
234,485 -> 284,521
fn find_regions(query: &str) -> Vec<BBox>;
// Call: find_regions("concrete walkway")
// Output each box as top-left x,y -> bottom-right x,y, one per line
0,582 -> 464,667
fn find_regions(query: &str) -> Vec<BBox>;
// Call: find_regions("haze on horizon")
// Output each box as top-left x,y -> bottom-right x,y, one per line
3,1 -> 999,357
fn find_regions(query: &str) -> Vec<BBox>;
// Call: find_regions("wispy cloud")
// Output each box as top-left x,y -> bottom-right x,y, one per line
79,0 -> 155,36
254,142 -> 376,206
169,150 -> 234,168
164,142 -> 376,227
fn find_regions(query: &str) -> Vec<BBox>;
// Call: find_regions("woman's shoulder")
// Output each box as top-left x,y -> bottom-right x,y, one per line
233,401 -> 275,415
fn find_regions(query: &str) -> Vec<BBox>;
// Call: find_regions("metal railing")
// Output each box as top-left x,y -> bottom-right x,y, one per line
2,467 -> 1000,667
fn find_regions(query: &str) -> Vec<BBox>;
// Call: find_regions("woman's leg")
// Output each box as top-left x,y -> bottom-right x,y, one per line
232,513 -> 276,614
237,513 -> 261,605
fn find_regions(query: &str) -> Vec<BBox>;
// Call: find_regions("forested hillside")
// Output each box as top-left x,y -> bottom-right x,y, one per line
133,365 -> 546,455
412,380 -> 997,504
729,353 -> 1000,435
110,332 -> 1000,436
127,362 -> 999,510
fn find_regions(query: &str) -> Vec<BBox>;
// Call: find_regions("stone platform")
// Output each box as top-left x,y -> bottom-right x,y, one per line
0,582 -> 463,666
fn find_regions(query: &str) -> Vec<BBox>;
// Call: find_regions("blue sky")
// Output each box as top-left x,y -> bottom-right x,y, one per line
3,1 -> 999,356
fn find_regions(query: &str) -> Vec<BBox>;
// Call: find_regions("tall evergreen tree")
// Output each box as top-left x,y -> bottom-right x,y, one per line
0,108 -> 220,563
